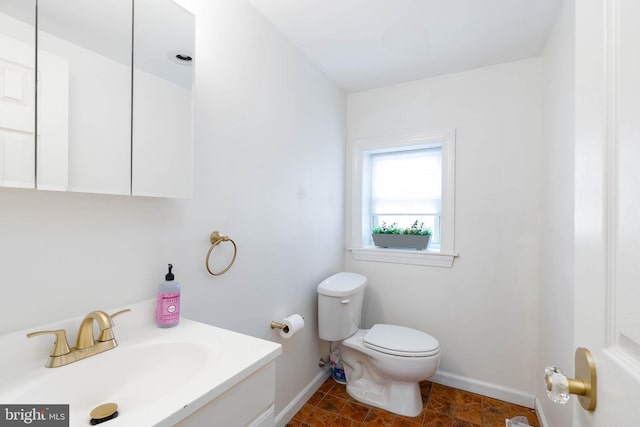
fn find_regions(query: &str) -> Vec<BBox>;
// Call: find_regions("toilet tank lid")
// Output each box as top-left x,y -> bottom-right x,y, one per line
317,272 -> 367,297
364,324 -> 439,356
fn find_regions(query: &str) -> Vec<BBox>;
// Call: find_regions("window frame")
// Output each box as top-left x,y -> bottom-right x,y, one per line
349,130 -> 457,267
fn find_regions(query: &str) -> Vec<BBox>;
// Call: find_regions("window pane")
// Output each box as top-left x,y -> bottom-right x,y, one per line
370,147 -> 441,215
368,146 -> 443,248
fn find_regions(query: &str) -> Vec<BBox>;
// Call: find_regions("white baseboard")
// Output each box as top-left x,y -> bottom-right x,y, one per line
430,370 -> 536,409
274,369 -> 331,427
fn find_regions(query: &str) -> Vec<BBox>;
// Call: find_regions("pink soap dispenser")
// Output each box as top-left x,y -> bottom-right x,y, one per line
156,264 -> 181,328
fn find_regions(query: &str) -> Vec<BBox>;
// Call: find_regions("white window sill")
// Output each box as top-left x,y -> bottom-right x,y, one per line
348,247 -> 458,268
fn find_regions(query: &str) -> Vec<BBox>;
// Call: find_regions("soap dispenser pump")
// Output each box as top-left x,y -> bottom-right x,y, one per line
156,264 -> 181,328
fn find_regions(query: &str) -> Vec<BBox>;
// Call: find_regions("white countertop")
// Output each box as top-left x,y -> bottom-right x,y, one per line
0,299 -> 282,426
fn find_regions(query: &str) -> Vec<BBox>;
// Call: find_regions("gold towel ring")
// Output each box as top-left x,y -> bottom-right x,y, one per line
206,231 -> 237,276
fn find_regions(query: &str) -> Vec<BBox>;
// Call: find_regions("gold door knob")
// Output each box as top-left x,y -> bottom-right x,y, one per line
544,347 -> 597,411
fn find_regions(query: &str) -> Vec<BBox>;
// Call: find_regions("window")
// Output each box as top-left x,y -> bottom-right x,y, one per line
349,130 -> 456,267
370,147 -> 443,248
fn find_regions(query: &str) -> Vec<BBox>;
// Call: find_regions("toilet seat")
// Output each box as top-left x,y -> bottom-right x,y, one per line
364,324 -> 440,357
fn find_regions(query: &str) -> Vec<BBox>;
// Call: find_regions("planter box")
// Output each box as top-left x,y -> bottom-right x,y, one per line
371,233 -> 431,250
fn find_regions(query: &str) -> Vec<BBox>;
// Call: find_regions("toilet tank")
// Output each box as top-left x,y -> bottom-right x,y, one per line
317,272 -> 367,342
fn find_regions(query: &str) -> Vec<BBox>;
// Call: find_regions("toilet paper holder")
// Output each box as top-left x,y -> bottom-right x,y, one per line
270,316 -> 304,333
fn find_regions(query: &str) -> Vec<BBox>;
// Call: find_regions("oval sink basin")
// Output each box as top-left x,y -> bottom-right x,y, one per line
11,342 -> 213,405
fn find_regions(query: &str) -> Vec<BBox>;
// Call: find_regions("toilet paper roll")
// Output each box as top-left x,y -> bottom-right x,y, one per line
279,314 -> 304,339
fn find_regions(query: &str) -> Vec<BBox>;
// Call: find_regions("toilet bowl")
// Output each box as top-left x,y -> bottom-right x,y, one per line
340,326 -> 440,417
317,272 -> 441,417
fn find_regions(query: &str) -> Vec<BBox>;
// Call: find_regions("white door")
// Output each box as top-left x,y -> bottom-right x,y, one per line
574,0 -> 640,424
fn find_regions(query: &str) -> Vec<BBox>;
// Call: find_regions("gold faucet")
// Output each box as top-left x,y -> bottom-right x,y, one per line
27,309 -> 130,368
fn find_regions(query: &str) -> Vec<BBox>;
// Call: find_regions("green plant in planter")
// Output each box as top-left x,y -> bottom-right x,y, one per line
372,220 -> 432,236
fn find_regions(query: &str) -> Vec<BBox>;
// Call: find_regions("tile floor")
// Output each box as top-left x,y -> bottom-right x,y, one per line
286,378 -> 540,427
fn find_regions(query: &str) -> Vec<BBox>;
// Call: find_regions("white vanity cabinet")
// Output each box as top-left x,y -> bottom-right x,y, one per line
0,0 -> 194,198
173,362 -> 276,427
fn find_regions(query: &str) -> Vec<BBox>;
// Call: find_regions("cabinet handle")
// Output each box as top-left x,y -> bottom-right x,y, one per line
340,299 -> 350,304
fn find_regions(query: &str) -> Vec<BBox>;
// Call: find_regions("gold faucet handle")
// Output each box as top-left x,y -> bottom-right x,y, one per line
27,329 -> 71,357
110,308 -> 131,319
98,308 -> 132,342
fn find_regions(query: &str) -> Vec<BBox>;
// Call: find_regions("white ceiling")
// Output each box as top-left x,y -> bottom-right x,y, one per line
248,0 -> 563,92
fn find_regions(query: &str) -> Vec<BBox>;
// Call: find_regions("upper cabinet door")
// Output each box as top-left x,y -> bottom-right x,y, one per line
132,0 -> 194,198
0,0 -> 36,189
37,0 -> 132,194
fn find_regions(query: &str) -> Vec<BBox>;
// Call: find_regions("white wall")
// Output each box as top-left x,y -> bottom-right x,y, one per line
178,0 -> 346,418
538,0 -> 575,425
0,0 -> 345,422
346,59 -> 542,405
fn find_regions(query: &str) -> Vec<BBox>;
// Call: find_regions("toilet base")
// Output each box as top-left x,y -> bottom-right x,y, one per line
346,378 -> 423,417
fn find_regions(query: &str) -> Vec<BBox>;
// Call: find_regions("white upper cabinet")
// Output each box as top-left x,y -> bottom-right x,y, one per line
0,0 -> 36,189
0,0 -> 194,198
132,0 -> 194,198
38,0 -> 132,195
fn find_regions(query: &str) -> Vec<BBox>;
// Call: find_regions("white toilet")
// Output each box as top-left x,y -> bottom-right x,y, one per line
317,272 -> 440,417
